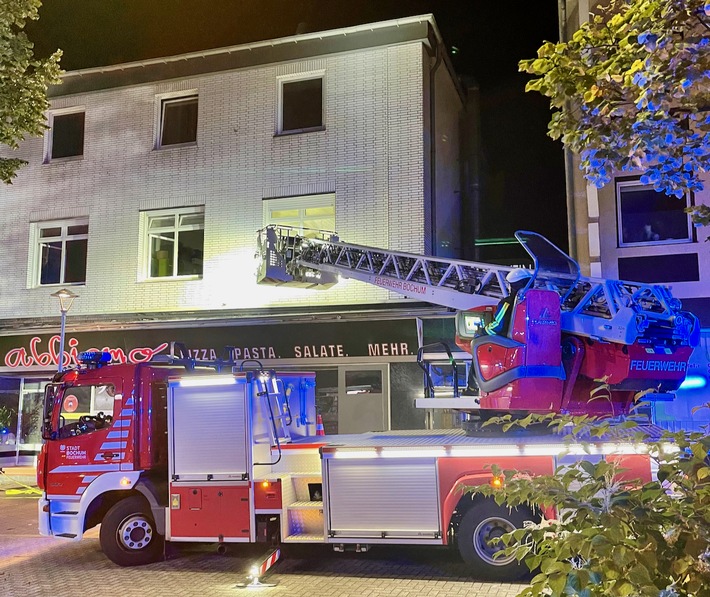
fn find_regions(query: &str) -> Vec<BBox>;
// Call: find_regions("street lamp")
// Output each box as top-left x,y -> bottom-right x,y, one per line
51,288 -> 78,372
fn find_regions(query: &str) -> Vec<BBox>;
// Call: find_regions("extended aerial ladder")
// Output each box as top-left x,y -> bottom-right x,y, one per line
257,225 -> 698,347
257,225 -> 699,417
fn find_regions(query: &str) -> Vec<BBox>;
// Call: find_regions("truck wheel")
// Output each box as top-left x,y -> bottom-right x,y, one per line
457,499 -> 533,581
100,496 -> 164,567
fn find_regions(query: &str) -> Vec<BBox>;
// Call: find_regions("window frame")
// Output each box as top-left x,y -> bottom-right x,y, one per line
29,218 -> 89,288
615,178 -> 695,248
139,206 -> 205,281
155,92 -> 199,149
263,194 -> 335,235
44,107 -> 86,163
277,72 -> 325,135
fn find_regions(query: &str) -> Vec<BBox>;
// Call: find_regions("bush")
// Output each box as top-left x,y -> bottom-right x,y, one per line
473,414 -> 710,597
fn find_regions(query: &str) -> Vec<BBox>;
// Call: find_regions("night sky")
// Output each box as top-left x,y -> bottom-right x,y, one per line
25,0 -> 567,252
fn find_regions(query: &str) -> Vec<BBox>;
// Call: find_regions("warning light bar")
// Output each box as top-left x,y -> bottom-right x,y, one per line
78,351 -> 112,367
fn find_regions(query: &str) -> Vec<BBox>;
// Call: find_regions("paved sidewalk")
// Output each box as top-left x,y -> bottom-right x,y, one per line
0,467 -> 38,490
0,495 -> 529,597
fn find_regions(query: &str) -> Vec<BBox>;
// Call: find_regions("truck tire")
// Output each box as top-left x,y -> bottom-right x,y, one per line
457,499 -> 533,581
99,496 -> 164,567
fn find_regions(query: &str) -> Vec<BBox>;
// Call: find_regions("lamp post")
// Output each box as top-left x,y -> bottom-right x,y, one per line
51,288 -> 78,372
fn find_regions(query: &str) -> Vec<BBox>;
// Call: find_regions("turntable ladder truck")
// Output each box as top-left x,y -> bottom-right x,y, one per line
37,351 -> 669,581
256,225 -> 699,418
35,230 -> 697,581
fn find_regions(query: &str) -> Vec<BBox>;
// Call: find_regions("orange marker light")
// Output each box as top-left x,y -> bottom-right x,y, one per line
490,476 -> 504,489
261,481 -> 270,489
120,477 -> 131,487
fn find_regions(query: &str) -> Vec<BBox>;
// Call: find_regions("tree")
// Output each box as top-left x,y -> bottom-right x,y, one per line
520,0 -> 710,231
474,414 -> 710,597
0,0 -> 61,184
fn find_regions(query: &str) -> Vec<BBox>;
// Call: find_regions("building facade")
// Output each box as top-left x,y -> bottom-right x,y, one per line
0,15 -> 475,463
560,0 -> 710,428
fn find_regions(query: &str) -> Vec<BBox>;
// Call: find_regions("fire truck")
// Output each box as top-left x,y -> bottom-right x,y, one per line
36,229 -> 698,580
257,226 -> 699,418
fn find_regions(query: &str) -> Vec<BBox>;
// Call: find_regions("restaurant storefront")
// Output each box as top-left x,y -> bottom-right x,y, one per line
0,315 -> 466,465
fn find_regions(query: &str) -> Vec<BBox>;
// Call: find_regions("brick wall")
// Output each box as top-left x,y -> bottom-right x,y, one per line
0,42 -> 446,320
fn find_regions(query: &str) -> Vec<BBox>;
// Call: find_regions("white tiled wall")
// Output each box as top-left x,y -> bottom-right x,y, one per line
0,43 -> 436,319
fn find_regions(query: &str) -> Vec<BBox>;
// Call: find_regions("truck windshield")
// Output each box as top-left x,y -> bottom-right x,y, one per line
42,383 -> 116,440
515,230 -> 581,302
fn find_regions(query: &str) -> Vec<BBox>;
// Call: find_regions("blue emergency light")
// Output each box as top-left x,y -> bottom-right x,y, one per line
679,375 -> 708,391
78,351 -> 112,367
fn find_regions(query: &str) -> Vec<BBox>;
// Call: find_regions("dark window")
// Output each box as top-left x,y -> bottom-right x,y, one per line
51,112 -> 85,159
618,253 -> 699,284
344,370 -> 383,394
64,238 -> 88,283
281,78 -> 323,132
617,181 -> 692,246
160,96 -> 198,146
176,229 -> 204,276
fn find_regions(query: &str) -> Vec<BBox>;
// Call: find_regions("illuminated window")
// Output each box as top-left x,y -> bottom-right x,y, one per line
263,194 -> 335,236
616,179 -> 693,247
278,76 -> 324,134
158,95 -> 198,147
141,207 -> 204,279
31,219 -> 88,286
46,109 -> 85,161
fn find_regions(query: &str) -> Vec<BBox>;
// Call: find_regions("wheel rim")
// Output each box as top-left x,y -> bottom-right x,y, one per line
472,516 -> 516,566
116,514 -> 154,551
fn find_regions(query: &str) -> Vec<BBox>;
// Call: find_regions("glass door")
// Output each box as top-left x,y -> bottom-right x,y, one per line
19,379 -> 50,463
0,378 -> 21,465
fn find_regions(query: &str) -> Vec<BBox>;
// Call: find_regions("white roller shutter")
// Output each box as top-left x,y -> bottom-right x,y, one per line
326,458 -> 440,538
169,382 -> 249,481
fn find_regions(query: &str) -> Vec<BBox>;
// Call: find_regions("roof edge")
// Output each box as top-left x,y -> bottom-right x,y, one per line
52,14 -> 442,95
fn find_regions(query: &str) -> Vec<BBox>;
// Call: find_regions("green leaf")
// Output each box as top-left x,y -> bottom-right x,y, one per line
672,556 -> 691,575
578,460 -> 597,477
628,564 -> 652,586
548,572 -> 567,595
615,580 -> 637,596
530,58 -> 550,74
541,558 -> 566,575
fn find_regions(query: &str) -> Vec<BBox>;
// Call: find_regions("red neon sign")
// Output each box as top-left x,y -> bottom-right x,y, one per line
4,335 -> 169,368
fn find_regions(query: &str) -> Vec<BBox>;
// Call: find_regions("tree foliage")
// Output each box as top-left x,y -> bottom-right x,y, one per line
474,414 -> 710,597
0,0 -> 61,184
520,0 -> 710,229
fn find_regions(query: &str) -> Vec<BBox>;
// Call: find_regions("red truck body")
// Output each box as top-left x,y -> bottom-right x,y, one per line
38,355 -> 657,581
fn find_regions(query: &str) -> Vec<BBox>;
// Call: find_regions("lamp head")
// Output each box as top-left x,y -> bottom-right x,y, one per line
51,288 -> 79,313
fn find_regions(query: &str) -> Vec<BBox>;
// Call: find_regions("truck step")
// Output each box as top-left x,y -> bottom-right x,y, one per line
287,501 -> 323,510
281,533 -> 324,543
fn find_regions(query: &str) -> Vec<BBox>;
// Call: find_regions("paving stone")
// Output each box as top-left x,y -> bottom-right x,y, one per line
0,495 -> 529,597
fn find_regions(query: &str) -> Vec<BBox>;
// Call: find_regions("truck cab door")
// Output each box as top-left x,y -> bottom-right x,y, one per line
44,379 -> 124,497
